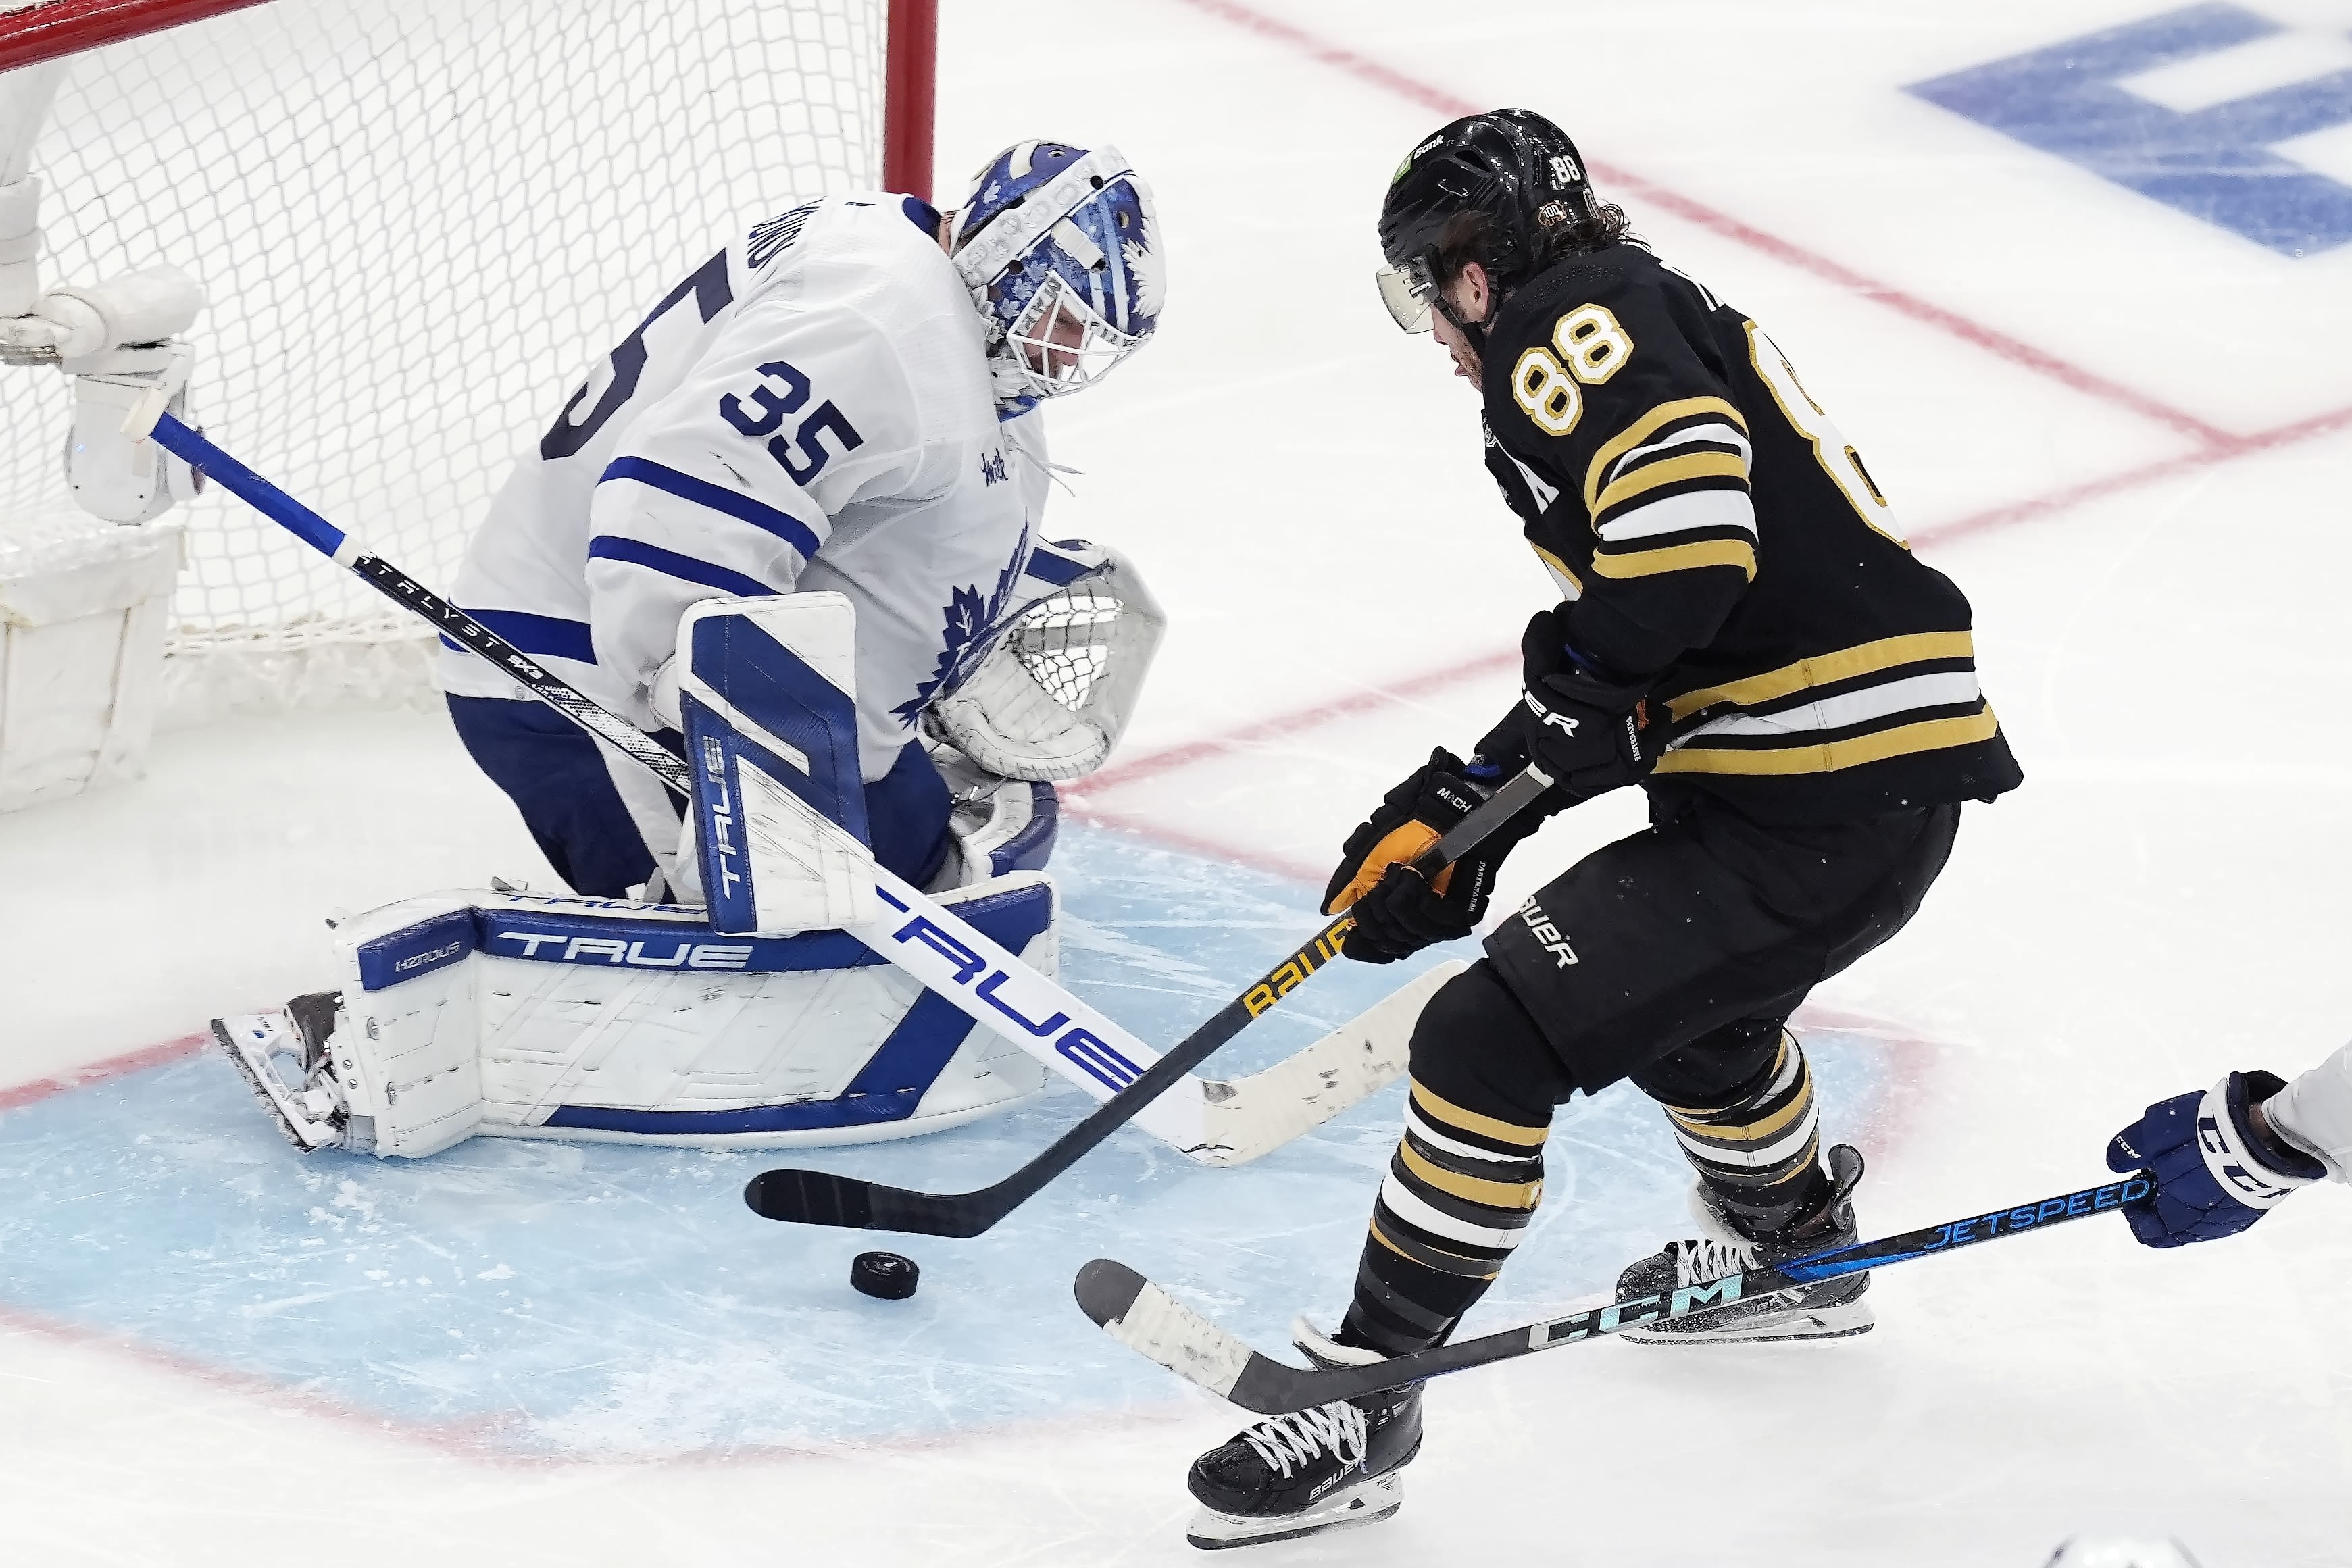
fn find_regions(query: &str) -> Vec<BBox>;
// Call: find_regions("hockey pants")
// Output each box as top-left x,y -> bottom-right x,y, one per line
1339,792 -> 1961,1355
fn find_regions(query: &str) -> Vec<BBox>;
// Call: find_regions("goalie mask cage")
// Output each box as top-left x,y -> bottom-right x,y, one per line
0,0 -> 935,718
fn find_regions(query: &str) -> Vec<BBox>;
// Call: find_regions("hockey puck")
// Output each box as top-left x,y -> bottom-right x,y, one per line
850,1250 -> 920,1300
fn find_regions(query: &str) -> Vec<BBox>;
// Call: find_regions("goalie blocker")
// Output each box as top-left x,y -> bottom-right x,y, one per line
220,576 -> 1145,1155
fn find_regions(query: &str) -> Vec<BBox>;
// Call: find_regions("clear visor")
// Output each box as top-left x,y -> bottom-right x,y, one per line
1374,262 -> 1436,334
1001,275 -> 1144,399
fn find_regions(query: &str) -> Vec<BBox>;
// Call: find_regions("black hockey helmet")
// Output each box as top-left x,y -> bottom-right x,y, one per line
1375,109 -> 1602,341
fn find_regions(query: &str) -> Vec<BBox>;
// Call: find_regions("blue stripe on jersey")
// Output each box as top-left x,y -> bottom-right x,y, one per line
586,535 -> 775,599
443,607 -> 597,663
1024,544 -> 1091,586
598,455 -> 824,560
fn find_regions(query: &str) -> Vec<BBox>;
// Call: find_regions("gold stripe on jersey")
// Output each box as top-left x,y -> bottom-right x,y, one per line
1655,706 -> 2001,777
1663,631 -> 1978,723
1592,449 -> 1751,521
1582,396 -> 1749,515
1530,541 -> 1584,596
1588,536 -> 1758,582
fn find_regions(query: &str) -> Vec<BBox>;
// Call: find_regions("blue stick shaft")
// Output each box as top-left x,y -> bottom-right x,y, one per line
148,411 -> 350,561
142,408 -> 693,794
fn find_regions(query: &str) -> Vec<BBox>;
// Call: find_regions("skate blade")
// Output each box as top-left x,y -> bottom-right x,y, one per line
212,1015 -> 339,1153
1185,1471 -> 1402,1550
1622,1295 -> 1874,1346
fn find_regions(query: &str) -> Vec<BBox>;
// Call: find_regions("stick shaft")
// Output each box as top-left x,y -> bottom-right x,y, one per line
749,767 -> 1557,1233
1165,1172 -> 2159,1411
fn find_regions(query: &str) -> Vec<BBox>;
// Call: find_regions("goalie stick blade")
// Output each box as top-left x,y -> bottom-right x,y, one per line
741,967 -> 1455,1238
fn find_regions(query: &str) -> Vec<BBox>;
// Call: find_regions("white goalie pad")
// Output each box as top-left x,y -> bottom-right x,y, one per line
216,874 -> 1058,1158
926,540 -> 1164,781
926,738 -> 1061,890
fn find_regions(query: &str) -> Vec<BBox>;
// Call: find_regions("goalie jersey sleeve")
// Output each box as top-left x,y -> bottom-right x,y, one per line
1478,244 -> 2022,824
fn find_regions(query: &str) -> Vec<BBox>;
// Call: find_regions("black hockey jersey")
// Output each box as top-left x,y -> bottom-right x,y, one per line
1478,243 -> 2022,824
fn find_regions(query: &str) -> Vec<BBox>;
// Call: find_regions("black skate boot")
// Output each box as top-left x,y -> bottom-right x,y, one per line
1615,1142 -> 1872,1345
1183,1319 -> 1421,1550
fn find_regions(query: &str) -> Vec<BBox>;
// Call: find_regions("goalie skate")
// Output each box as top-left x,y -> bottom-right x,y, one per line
213,992 -> 349,1153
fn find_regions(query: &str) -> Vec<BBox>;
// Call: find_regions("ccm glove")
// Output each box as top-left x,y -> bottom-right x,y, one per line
1478,607 -> 1654,803
2106,1071 -> 2326,1248
1323,747 -> 1550,964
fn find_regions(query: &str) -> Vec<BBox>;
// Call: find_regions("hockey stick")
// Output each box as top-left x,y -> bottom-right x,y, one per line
139,407 -> 1536,1164
741,767 -> 1554,1236
1073,1171 -> 2156,1413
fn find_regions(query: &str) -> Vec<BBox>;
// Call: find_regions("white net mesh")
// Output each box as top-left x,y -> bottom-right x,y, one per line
0,0 -> 887,720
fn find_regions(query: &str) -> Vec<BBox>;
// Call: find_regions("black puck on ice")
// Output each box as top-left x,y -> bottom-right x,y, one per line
850,1250 -> 920,1300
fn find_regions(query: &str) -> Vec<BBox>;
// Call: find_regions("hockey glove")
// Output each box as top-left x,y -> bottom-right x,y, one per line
1478,608 -> 1654,805
1322,747 -> 1551,964
2106,1071 -> 2326,1248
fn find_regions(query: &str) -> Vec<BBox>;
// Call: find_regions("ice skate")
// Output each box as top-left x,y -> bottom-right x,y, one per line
214,990 -> 354,1153
1183,1319 -> 1420,1550
1616,1142 -> 1874,1345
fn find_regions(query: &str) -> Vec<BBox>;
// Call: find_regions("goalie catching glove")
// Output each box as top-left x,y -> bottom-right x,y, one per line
1322,748 -> 1553,963
926,542 -> 1164,782
1477,607 -> 1655,805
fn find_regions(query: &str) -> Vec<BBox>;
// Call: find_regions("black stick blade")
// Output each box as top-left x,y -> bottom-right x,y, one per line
1072,1258 -> 1149,1326
743,1167 -> 876,1228
742,1166 -> 1003,1238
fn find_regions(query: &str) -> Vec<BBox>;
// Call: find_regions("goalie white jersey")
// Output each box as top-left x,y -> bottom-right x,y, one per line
440,193 -> 1053,781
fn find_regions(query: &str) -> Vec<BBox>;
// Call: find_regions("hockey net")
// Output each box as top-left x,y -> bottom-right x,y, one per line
0,0 -> 913,720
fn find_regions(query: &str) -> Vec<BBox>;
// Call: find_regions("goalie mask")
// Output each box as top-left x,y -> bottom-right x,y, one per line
949,140 -> 1164,415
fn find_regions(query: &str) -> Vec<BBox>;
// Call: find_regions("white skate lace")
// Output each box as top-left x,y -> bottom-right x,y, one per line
1237,1402 -> 1368,1480
1670,1234 -> 1758,1289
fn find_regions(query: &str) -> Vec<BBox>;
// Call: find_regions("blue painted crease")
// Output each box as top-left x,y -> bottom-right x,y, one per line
0,826 -> 1890,1457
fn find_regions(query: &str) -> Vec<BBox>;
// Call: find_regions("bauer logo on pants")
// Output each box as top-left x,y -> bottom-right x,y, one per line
1517,896 -> 1579,967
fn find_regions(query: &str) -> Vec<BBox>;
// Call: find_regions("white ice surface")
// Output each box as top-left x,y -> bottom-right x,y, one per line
3,0 -> 2351,1563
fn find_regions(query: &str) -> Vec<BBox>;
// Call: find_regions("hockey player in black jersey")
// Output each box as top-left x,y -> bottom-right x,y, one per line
1182,109 -> 2023,1549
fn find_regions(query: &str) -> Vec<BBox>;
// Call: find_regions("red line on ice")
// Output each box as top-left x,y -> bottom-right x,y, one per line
1169,0 -> 2232,448
0,1032 -> 209,1112
1913,401 -> 2352,548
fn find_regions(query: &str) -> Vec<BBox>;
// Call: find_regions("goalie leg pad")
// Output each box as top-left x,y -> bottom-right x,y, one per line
926,740 -> 1061,890
220,878 -> 1058,1157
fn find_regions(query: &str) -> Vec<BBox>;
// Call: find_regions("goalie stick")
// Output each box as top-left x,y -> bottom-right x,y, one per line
1073,1171 -> 2157,1414
741,765 -> 1556,1236
138,408 -> 1541,1167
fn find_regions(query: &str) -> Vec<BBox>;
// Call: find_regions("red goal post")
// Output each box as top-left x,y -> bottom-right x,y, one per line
0,0 -> 936,197
0,0 -> 938,717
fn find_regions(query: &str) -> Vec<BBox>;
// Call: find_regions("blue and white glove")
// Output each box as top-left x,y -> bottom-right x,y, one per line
2106,1071 -> 2327,1248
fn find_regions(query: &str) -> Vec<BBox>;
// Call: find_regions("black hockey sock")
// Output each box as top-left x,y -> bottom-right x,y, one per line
1337,1076 -> 1549,1357
1659,1030 -> 1828,1238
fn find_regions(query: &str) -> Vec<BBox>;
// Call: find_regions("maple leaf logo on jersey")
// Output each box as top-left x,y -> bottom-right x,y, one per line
892,530 -> 1032,726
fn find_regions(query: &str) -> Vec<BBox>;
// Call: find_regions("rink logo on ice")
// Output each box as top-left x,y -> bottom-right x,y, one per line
1909,4 -> 2352,255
